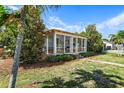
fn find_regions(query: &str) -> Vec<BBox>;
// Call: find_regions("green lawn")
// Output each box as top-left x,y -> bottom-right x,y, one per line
92,53 -> 124,64
0,56 -> 124,88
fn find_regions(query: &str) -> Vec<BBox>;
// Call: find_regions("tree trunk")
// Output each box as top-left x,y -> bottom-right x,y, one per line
8,33 -> 23,88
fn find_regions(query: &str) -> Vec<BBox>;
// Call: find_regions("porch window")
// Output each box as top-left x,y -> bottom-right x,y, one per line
73,38 -> 76,53
56,35 -> 64,53
78,38 -> 82,52
81,39 -> 85,51
48,34 -> 54,54
65,36 -> 71,53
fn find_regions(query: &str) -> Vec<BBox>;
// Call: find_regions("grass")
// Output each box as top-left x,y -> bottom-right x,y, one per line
91,53 -> 124,64
0,55 -> 124,88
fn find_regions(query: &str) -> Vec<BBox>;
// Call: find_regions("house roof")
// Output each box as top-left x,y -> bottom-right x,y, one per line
103,40 -> 113,45
44,29 -> 87,39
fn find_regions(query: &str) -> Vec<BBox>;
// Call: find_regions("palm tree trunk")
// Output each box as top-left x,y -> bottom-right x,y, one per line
8,33 -> 23,88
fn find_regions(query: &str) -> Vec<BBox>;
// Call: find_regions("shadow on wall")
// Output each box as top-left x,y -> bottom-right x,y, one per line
31,69 -> 124,88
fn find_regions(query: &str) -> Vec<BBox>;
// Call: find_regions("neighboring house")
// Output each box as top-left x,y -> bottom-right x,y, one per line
44,29 -> 87,55
104,44 -> 124,55
115,44 -> 124,51
103,40 -> 113,51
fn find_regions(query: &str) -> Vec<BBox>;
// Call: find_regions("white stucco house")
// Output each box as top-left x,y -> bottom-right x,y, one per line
103,40 -> 113,50
44,29 -> 87,55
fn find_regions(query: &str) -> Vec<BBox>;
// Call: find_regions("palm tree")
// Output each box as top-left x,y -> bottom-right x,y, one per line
109,34 -> 120,49
0,5 -> 10,26
109,34 -> 118,44
8,5 -> 60,88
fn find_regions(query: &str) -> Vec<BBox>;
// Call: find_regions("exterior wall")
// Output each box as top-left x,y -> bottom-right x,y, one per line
103,41 -> 113,50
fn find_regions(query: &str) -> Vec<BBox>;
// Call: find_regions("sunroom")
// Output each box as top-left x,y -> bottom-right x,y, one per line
44,29 -> 87,55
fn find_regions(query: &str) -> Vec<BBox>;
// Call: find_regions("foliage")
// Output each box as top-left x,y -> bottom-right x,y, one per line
18,5 -> 60,64
79,51 -> 96,57
0,5 -> 60,63
80,31 -> 86,37
47,54 -> 76,62
109,30 -> 124,44
0,5 -> 20,57
20,6 -> 45,63
109,34 -> 118,44
0,24 -> 19,57
117,30 -> 124,38
80,24 -> 103,53
0,6 -> 46,61
0,5 -> 10,26
0,5 -> 19,27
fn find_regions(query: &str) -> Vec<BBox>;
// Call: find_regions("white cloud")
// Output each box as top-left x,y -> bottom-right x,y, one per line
48,16 -> 66,26
7,5 -> 19,10
46,12 -> 124,38
97,11 -> 124,30
96,11 -> 124,38
47,15 -> 120,35
46,16 -> 84,33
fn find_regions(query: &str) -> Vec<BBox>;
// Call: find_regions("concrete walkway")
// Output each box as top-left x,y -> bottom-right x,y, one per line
80,58 -> 124,67
87,59 -> 124,67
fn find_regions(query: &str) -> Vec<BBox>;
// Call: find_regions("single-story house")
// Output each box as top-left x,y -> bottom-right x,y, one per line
44,29 -> 87,55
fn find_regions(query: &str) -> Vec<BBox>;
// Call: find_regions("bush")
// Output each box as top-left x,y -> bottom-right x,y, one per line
79,52 -> 96,57
47,55 -> 58,62
47,54 -> 76,62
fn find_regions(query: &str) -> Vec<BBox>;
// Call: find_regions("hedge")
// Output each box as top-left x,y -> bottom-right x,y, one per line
79,51 -> 96,57
47,54 -> 77,62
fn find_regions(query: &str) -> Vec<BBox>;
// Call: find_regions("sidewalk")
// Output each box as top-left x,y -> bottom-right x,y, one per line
87,59 -> 124,67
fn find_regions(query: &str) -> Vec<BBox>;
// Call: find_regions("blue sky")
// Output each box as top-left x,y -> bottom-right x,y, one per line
8,5 -> 124,38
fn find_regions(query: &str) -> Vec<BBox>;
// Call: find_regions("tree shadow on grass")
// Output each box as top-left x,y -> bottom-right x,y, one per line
74,69 -> 124,88
37,69 -> 124,88
41,77 -> 84,88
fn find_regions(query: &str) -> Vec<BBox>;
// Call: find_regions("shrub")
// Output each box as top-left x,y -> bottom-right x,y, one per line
47,54 -> 76,62
79,52 -> 96,57
61,54 -> 74,61
47,55 -> 59,62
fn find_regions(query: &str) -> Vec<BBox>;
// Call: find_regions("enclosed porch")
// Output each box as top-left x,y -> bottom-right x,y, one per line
44,29 -> 87,55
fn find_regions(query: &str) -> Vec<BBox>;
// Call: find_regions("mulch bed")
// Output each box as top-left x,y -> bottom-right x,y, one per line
0,59 -> 12,74
0,58 -> 68,73
19,61 -> 67,71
